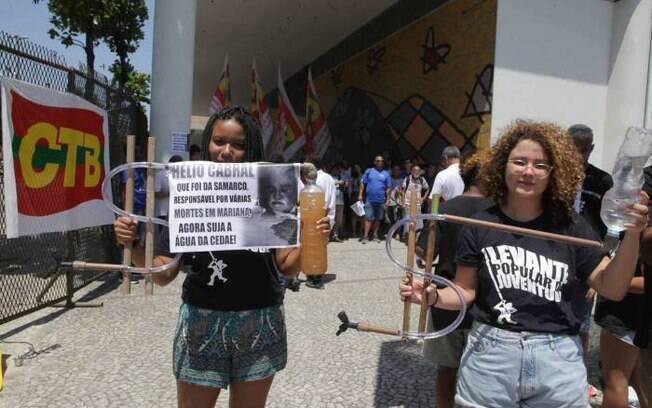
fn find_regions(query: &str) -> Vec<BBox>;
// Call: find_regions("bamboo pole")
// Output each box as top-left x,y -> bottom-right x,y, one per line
144,137 -> 156,295
401,185 -> 419,340
120,135 -> 135,295
418,194 -> 439,332
441,214 -> 603,249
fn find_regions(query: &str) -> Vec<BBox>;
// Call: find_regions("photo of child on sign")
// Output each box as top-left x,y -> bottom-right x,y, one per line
250,164 -> 299,246
167,162 -> 299,252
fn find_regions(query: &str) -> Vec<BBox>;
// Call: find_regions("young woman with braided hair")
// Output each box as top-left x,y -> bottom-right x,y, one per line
401,120 -> 649,407
114,106 -> 331,408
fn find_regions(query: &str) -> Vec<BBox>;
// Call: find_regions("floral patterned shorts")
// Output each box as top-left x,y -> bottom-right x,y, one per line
173,303 -> 287,389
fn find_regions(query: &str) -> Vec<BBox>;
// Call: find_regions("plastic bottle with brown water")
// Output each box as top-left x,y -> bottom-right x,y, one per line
300,177 -> 327,275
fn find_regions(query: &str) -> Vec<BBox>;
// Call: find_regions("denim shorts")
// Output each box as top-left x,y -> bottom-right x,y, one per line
456,323 -> 588,408
173,303 -> 287,389
364,201 -> 385,221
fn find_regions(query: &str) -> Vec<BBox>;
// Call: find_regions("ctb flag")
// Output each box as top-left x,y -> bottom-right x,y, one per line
1,78 -> 114,238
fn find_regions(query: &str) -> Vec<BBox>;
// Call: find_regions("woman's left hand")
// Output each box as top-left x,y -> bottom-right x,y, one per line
624,191 -> 650,234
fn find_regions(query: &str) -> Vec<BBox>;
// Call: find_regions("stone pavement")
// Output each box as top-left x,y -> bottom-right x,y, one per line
0,238 -> 602,407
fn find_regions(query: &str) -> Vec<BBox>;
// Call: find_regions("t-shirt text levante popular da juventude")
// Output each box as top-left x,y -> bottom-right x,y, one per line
455,205 -> 606,334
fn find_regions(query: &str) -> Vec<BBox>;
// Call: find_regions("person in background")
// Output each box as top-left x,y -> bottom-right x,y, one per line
189,144 -> 201,161
119,145 -> 150,283
349,164 -> 364,238
155,154 -> 183,224
120,145 -> 147,217
418,153 -> 492,408
567,124 -> 615,401
331,163 -> 348,242
401,120 -> 648,407
302,161 -> 336,289
401,159 -> 412,179
358,155 -> 391,243
424,163 -> 439,212
596,160 -> 652,408
399,164 -> 429,240
429,146 -> 464,206
339,161 -> 353,237
638,164 -> 652,400
387,164 -> 404,240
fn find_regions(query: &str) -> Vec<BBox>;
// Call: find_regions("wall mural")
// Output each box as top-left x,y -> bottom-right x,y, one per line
313,0 -> 497,167
366,46 -> 386,76
421,27 -> 451,74
462,64 -> 494,124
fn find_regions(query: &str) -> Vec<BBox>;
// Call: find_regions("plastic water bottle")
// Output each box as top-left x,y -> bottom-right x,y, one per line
600,127 -> 652,248
300,175 -> 327,275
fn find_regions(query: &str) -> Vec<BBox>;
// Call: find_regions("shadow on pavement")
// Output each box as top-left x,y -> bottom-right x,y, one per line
374,339 -> 436,407
76,274 -> 121,302
0,308 -> 69,340
0,274 -> 121,340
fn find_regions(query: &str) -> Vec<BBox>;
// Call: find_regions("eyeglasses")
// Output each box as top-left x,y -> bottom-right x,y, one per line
507,159 -> 553,178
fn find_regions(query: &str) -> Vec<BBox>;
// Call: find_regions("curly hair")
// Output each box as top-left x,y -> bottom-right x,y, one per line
460,149 -> 489,189
200,106 -> 264,162
478,120 -> 584,225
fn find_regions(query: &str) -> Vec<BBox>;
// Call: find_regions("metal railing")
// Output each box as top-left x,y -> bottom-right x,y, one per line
0,31 -> 146,325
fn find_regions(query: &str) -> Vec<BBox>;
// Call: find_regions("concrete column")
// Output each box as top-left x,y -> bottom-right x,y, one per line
150,0 -> 197,162
602,0 -> 652,173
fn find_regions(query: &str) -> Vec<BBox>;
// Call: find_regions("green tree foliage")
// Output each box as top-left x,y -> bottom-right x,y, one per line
109,61 -> 150,105
102,0 -> 148,91
35,0 -> 148,101
34,0 -> 105,99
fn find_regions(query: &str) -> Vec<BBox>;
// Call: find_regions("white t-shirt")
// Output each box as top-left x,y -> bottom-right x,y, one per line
298,170 -> 337,228
154,169 -> 169,217
429,163 -> 464,201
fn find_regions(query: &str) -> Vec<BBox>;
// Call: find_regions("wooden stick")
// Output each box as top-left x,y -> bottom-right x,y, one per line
401,185 -> 419,340
144,137 -> 156,295
120,135 -> 135,295
418,194 -> 439,332
441,214 -> 603,249
357,323 -> 402,336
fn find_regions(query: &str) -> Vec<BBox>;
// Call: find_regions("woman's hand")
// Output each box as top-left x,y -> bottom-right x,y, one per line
624,191 -> 650,234
399,278 -> 435,305
114,216 -> 138,246
316,207 -> 331,237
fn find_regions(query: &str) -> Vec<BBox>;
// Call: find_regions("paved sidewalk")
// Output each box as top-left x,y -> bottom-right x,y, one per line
1,239 -> 445,408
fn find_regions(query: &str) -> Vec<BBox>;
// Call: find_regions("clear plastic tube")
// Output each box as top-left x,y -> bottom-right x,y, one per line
386,214 -> 467,339
101,161 -> 181,274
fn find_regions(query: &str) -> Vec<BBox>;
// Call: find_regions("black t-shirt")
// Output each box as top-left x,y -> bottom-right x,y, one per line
417,195 -> 493,330
594,265 -> 644,334
635,165 -> 652,348
577,163 -> 613,237
455,205 -> 606,334
156,228 -> 285,311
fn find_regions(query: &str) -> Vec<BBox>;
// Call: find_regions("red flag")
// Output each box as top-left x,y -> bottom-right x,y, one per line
209,55 -> 230,114
251,58 -> 274,150
305,67 -> 331,159
270,65 -> 304,161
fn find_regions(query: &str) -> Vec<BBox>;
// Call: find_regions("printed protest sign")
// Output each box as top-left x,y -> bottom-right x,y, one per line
1,78 -> 113,238
168,161 -> 299,252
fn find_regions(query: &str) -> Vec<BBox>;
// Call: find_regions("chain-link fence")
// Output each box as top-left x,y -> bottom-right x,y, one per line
0,31 -> 146,325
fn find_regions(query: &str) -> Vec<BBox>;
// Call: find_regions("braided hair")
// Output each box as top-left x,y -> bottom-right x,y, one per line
200,106 -> 264,162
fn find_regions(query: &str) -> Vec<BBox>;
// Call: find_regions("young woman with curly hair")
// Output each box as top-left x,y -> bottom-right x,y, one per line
401,120 -> 649,407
